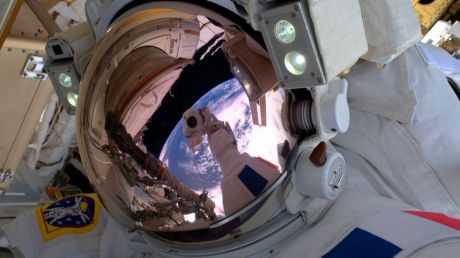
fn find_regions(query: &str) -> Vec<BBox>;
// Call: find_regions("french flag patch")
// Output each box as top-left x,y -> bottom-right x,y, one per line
323,228 -> 401,258
323,210 -> 460,258
404,210 -> 460,231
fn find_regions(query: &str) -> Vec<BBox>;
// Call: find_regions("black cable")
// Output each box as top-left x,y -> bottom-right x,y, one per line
447,77 -> 460,100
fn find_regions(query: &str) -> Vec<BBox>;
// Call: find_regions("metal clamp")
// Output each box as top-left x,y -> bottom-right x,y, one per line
22,55 -> 48,80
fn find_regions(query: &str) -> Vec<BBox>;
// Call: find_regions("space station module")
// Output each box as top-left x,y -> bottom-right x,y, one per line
183,107 -> 279,215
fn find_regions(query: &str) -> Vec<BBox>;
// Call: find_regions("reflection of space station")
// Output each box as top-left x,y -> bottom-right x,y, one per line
183,107 -> 280,215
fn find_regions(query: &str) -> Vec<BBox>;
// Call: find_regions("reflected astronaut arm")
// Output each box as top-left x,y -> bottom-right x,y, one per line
182,107 -> 221,150
183,107 -> 279,215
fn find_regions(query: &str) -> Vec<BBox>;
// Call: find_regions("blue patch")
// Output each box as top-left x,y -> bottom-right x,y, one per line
323,228 -> 402,258
43,195 -> 95,228
237,165 -> 268,197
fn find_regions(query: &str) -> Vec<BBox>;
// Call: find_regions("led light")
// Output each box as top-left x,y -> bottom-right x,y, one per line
232,66 -> 242,77
243,80 -> 251,93
259,1 -> 327,88
59,73 -> 72,88
275,20 -> 296,44
67,92 -> 78,107
284,51 -> 307,75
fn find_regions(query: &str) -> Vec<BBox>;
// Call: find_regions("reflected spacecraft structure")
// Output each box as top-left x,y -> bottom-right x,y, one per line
183,107 -> 280,215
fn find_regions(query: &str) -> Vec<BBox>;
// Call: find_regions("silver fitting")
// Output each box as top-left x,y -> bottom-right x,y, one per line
0,170 -> 14,184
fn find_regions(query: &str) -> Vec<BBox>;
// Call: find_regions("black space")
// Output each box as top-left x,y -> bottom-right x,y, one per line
418,0 -> 435,4
64,163 -> 94,193
143,46 -> 234,157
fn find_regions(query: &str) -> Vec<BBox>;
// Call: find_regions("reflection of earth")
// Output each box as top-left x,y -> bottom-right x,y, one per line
160,78 -> 290,215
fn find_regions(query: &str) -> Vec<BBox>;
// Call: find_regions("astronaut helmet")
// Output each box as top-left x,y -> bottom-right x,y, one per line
72,0 -> 421,251
77,0 -> 298,244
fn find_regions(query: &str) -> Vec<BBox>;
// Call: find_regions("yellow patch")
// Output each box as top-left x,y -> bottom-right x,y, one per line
35,194 -> 101,242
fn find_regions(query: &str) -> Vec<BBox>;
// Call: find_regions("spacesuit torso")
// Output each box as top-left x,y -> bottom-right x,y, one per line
333,42 -> 460,218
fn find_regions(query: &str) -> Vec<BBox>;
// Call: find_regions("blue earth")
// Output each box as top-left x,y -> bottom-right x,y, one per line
160,78 -> 288,214
160,78 -> 252,192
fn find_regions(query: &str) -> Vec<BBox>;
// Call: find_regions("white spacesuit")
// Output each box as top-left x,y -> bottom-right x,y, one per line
333,42 -> 460,218
2,0 -> 460,257
331,1 -> 460,218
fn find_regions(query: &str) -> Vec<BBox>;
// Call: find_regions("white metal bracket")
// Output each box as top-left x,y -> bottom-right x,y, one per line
21,55 -> 48,80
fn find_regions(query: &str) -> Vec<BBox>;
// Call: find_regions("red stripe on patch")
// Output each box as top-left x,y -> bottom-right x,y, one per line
256,157 -> 278,170
405,210 -> 460,231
